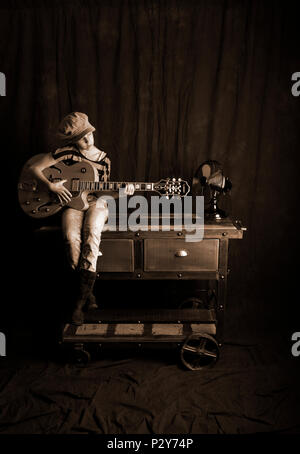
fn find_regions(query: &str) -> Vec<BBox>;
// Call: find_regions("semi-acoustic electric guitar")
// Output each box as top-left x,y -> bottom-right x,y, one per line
18,154 -> 190,219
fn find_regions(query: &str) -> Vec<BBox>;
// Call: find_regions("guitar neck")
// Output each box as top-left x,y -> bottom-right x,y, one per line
72,181 -> 155,192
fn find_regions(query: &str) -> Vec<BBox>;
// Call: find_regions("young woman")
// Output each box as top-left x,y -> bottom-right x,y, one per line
29,112 -> 134,324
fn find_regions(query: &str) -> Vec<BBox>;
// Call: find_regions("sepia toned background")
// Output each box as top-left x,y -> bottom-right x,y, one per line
0,0 -> 299,434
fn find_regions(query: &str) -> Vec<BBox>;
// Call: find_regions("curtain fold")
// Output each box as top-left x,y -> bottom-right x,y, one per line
1,0 -> 299,328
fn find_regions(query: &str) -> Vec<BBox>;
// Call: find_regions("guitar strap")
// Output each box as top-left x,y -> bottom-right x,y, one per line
53,148 -> 108,168
52,149 -> 82,161
77,149 -> 108,167
52,147 -> 110,182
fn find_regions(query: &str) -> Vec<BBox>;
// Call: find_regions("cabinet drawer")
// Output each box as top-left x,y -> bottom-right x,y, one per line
97,239 -> 134,272
144,239 -> 219,272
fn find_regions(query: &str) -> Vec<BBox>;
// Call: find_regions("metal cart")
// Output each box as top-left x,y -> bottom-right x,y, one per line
61,216 -> 246,370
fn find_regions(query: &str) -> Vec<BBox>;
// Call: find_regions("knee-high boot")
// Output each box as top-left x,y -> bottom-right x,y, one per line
71,269 -> 97,325
68,268 -> 98,312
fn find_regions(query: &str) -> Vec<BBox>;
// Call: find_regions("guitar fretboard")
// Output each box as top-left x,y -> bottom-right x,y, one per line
72,181 -> 155,192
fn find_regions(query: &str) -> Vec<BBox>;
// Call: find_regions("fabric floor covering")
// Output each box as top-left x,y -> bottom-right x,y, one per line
0,330 -> 299,435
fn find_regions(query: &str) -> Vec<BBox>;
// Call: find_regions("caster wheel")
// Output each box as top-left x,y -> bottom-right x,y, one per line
179,297 -> 205,310
180,333 -> 219,370
69,346 -> 91,365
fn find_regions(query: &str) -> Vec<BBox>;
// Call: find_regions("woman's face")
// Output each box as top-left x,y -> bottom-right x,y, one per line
76,131 -> 94,150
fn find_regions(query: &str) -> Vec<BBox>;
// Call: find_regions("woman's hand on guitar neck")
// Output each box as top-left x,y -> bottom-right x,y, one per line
48,180 -> 72,205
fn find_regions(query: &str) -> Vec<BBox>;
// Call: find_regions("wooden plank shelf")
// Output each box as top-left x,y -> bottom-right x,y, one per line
83,308 -> 217,323
62,320 -> 216,344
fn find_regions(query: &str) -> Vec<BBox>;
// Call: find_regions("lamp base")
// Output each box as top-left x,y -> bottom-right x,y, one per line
204,207 -> 227,221
204,194 -> 227,220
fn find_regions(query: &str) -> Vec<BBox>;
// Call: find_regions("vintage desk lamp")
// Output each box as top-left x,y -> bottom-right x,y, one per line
193,160 -> 232,220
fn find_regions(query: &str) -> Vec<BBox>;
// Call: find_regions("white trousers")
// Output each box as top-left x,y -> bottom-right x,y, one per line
61,200 -> 109,272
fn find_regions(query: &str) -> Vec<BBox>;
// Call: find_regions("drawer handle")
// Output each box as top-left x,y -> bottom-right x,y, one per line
175,250 -> 189,257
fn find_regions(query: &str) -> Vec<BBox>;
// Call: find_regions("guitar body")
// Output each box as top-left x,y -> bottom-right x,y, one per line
18,154 -> 190,219
18,154 -> 99,218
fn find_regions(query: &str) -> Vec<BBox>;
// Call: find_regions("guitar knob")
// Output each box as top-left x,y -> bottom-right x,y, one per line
178,178 -> 181,182
25,201 -> 30,205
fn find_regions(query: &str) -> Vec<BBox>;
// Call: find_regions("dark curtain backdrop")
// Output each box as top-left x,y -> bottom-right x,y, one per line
1,0 -> 299,339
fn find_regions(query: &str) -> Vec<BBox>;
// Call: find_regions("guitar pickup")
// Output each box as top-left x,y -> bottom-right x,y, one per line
71,178 -> 80,191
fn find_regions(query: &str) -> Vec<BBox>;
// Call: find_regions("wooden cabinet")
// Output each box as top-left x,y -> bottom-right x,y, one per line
37,217 -> 245,367
95,217 -> 246,345
144,239 -> 219,272
97,239 -> 134,272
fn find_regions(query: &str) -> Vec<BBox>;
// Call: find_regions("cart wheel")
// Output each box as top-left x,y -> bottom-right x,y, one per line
178,297 -> 204,310
180,333 -> 219,370
69,345 -> 91,365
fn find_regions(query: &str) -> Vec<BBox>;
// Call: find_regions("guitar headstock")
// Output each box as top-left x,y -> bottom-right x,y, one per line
153,178 -> 190,198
